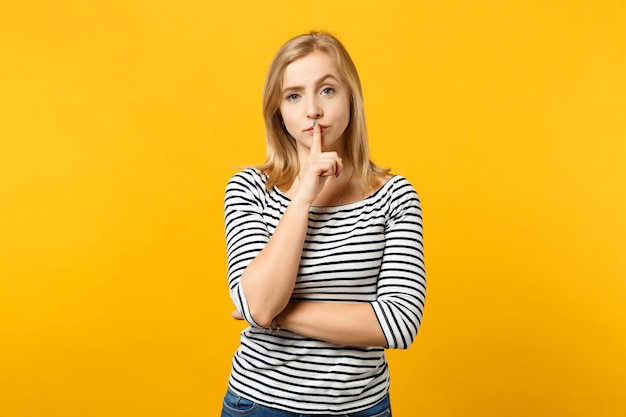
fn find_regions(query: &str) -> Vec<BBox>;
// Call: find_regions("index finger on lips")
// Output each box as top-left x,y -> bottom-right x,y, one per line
310,120 -> 322,155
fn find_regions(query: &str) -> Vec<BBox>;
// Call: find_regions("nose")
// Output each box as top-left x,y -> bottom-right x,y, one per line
306,96 -> 323,120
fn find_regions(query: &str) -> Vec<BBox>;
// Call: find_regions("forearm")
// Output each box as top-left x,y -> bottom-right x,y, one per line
241,199 -> 311,327
277,300 -> 388,348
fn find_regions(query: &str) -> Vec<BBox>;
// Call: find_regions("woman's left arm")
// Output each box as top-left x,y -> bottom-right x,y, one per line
276,300 -> 388,347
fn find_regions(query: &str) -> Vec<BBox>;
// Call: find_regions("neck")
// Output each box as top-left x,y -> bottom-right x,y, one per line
335,167 -> 355,206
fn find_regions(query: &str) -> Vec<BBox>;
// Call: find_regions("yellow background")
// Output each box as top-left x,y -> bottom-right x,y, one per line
1,1 -> 625,416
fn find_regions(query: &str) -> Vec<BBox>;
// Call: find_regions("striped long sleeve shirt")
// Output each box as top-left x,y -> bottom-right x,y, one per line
223,168 -> 426,415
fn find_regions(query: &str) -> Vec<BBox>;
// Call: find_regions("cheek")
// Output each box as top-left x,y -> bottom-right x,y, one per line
337,97 -> 351,120
280,106 -> 296,125
338,103 -> 351,128
282,118 -> 297,136
280,114 -> 299,139
278,109 -> 290,127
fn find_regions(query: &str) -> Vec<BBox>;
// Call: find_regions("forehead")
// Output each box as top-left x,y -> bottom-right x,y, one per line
282,51 -> 341,86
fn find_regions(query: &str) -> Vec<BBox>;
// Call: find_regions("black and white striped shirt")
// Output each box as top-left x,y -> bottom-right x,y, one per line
224,168 -> 426,414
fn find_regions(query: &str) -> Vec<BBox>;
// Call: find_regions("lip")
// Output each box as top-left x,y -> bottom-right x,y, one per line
305,124 -> 329,133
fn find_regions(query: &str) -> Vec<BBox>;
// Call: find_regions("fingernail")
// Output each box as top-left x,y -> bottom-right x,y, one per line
312,120 -> 317,127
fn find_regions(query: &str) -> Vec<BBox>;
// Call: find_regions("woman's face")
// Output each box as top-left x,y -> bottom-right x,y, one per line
279,51 -> 351,155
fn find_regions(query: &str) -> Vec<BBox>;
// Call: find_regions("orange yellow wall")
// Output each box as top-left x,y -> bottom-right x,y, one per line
1,1 -> 624,416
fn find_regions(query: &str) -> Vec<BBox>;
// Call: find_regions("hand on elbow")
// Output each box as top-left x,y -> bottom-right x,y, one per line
249,307 -> 280,329
231,308 -> 274,328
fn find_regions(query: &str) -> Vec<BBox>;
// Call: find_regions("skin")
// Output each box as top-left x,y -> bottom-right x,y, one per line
232,51 -> 387,348
281,51 -> 350,171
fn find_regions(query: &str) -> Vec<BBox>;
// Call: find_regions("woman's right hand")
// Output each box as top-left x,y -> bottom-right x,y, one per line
239,122 -> 343,327
292,121 -> 344,205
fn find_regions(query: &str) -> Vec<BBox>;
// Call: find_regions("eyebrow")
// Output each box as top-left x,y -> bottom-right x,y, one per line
281,74 -> 340,94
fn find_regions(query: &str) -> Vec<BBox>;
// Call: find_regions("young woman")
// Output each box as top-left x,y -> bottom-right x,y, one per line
221,31 -> 426,417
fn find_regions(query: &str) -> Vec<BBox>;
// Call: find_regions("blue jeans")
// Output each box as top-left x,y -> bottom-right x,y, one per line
220,389 -> 392,417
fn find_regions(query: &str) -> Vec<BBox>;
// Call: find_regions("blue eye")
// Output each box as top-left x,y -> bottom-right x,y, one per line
286,93 -> 300,101
322,87 -> 334,95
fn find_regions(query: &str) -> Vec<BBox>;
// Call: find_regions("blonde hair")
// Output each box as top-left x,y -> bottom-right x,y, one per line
258,30 -> 389,192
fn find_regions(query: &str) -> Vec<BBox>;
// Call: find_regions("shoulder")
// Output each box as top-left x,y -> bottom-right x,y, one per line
377,174 -> 419,198
224,168 -> 272,206
373,174 -> 421,213
226,168 -> 268,192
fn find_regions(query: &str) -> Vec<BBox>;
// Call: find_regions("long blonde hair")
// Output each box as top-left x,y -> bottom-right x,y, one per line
258,30 -> 388,192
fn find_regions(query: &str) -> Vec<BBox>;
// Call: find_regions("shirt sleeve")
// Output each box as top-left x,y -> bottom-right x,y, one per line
223,169 -> 269,328
371,178 -> 426,349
